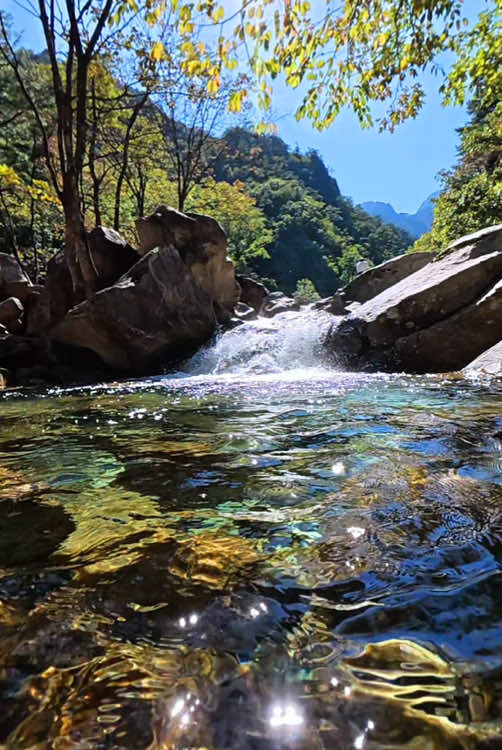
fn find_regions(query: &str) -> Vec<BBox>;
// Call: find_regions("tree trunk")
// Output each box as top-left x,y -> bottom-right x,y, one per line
63,177 -> 95,298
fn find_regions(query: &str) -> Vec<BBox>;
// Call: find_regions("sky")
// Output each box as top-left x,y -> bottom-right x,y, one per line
5,0 -> 472,214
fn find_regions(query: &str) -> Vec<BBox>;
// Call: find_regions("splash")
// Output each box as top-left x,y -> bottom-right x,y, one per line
182,309 -> 334,376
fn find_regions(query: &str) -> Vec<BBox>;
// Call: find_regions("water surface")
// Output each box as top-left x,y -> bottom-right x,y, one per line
1,318 -> 502,748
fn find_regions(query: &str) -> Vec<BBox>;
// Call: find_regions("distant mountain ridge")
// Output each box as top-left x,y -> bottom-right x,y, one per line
361,194 -> 437,238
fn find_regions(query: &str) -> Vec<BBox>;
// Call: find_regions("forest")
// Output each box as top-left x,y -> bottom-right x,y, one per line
0,45 -> 414,298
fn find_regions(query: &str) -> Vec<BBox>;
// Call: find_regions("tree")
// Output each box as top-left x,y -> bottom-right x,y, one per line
413,92 -> 502,255
155,65 -> 247,211
0,4 -> 167,297
294,278 -> 321,304
186,178 -> 271,271
169,0 -> 501,133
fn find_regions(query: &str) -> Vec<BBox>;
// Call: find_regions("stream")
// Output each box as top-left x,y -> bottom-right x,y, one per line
1,311 -> 502,748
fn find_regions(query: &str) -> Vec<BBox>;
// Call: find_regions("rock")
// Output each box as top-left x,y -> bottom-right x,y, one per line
88,226 -> 140,285
234,302 -> 257,321
312,293 -> 347,315
342,251 -> 434,303
136,205 -> 239,322
24,285 -> 52,335
262,294 -> 300,318
463,340 -> 502,377
236,275 -> 268,313
0,297 -> 23,329
45,250 -> 78,325
51,245 -> 218,370
45,227 -> 141,326
0,334 -> 55,371
394,279 -> 502,372
0,253 -> 32,303
329,224 -> 502,371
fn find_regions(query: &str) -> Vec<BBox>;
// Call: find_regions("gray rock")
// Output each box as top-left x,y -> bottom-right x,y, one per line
44,227 -> 141,327
51,245 -> 218,370
463,339 -> 502,377
236,275 -> 268,313
136,205 -> 239,322
394,279 -> 502,372
0,253 -> 32,303
342,251 -> 434,303
0,297 -> 23,327
262,294 -> 300,318
329,224 -> 502,371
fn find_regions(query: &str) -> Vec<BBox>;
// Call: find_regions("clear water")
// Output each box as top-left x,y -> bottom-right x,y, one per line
1,315 -> 502,749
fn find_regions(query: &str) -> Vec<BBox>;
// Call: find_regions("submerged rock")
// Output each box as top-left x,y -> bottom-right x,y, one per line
328,223 -> 502,372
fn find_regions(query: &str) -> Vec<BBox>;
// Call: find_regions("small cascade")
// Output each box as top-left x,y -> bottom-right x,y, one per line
182,309 -> 333,376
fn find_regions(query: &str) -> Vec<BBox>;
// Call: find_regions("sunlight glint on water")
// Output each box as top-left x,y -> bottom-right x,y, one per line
0,336 -> 501,748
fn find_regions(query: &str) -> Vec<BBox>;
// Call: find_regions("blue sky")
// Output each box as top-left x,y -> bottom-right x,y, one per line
5,0 -> 473,213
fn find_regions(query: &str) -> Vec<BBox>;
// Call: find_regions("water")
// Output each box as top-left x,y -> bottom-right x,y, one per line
0,314 -> 502,749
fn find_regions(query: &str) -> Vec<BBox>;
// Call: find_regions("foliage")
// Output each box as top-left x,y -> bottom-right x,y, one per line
185,179 -> 272,271
413,95 -> 502,255
293,278 -> 321,304
165,0 -> 502,133
215,128 -> 412,293
0,163 -> 62,279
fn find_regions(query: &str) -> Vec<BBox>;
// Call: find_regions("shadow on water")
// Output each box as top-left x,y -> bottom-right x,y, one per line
0,355 -> 502,747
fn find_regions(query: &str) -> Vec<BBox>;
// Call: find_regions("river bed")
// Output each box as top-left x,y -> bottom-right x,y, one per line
0,362 -> 502,748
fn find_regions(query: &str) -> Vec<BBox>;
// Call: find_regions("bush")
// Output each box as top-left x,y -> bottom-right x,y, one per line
293,278 -> 321,304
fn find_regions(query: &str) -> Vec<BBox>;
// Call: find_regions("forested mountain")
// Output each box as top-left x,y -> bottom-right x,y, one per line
0,48 -> 412,297
214,128 -> 413,294
361,195 -> 436,238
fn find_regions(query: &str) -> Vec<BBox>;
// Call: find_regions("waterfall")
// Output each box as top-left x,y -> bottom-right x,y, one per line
181,309 -> 333,376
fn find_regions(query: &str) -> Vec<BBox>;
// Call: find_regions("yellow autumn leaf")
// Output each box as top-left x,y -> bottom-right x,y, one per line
150,40 -> 164,61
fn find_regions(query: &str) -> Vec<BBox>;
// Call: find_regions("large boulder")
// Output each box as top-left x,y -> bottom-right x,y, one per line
328,224 -> 502,371
342,251 -> 434,303
236,275 -> 268,313
136,205 -> 239,321
51,245 -> 218,370
0,253 -> 32,303
44,227 -> 141,327
394,279 -> 502,372
463,340 -> 502,377
0,297 -> 23,330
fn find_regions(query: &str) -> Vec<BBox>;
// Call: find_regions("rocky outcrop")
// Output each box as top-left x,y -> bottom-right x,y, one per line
0,208 -> 241,381
0,253 -> 32,303
43,227 -> 141,330
0,297 -> 23,331
328,224 -> 502,372
52,244 -> 219,370
136,206 -> 238,322
236,275 -> 268,313
341,251 -> 434,303
463,340 -> 502,377
262,292 -> 300,317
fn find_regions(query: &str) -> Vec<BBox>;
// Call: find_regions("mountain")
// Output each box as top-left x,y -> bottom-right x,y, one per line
214,127 -> 414,295
360,194 -> 438,238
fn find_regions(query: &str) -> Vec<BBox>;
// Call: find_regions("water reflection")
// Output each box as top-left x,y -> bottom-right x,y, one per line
0,372 -> 501,747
